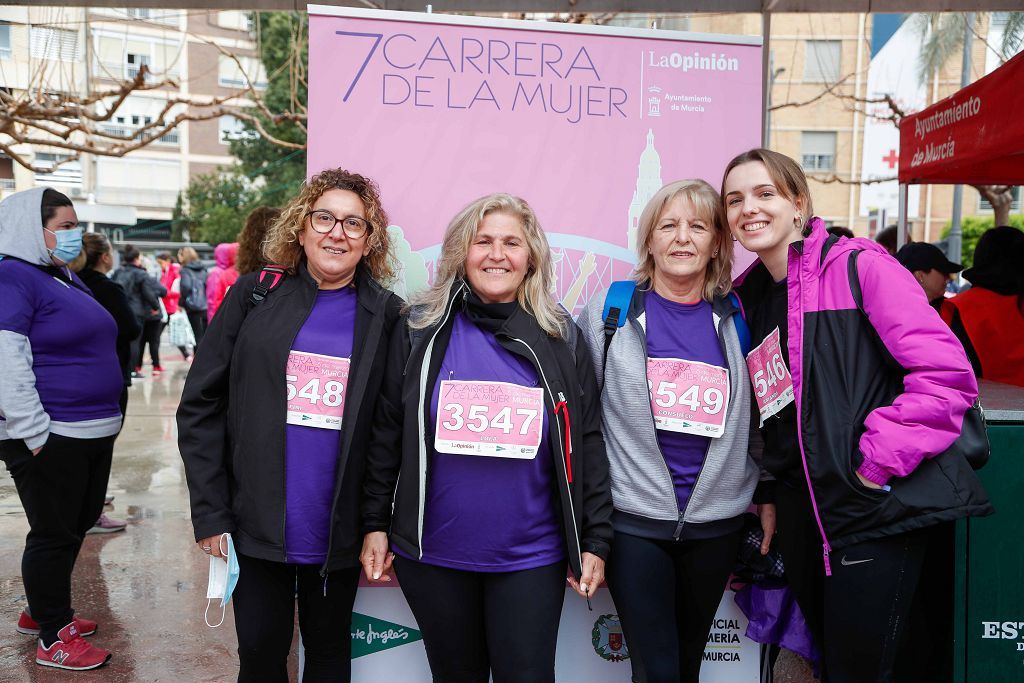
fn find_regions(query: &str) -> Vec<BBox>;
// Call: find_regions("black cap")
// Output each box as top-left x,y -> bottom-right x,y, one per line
896,242 -> 962,274
962,226 -> 1024,294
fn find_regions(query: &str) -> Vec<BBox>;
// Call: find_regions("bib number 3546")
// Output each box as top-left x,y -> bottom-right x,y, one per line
745,327 -> 794,425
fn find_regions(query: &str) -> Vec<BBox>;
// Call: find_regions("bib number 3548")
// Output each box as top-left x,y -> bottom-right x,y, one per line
285,351 -> 350,430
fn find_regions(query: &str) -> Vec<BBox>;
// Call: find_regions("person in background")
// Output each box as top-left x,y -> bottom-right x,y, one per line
724,148 -> 991,683
155,251 -> 190,362
206,242 -> 239,322
178,169 -> 402,682
113,244 -> 166,378
826,226 -> 854,239
0,187 -> 121,671
576,179 -> 769,683
361,193 -> 612,683
70,233 -> 136,535
942,225 -> 1024,386
177,247 -> 208,345
874,225 -> 900,256
236,207 -> 282,275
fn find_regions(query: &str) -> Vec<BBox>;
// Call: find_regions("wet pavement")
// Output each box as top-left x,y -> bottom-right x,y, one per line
0,355 -> 816,682
0,359 -> 301,682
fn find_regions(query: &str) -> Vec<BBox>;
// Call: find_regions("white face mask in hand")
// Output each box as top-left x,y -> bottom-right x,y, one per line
204,533 -> 240,628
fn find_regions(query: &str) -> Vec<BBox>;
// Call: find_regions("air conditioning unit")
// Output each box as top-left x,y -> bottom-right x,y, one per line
70,186 -> 84,198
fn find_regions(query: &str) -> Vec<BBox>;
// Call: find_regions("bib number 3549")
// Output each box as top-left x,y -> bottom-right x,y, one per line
646,358 -> 730,438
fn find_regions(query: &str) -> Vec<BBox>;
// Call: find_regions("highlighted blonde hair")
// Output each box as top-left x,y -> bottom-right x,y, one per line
633,179 -> 734,301
263,168 -> 394,282
409,193 -> 566,338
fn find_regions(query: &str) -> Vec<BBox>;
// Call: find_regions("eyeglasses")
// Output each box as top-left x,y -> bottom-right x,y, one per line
305,210 -> 371,239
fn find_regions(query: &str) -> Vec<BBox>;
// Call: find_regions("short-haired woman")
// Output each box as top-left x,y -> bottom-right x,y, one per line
361,193 -> 613,683
576,180 -> 769,682
178,169 -> 403,681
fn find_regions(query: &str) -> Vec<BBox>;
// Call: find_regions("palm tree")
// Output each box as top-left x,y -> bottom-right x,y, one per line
911,12 -> 1023,227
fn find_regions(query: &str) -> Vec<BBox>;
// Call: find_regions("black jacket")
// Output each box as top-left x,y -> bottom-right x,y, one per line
361,281 -> 614,578
113,263 -> 166,322
78,268 -> 142,385
176,263 -> 403,572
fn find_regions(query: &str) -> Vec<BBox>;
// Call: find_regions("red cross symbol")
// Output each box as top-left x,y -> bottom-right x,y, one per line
882,149 -> 899,169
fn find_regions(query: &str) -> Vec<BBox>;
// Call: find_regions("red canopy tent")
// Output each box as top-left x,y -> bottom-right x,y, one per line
896,50 -> 1024,244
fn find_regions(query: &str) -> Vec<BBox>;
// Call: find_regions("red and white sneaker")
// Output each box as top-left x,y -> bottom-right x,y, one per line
18,611 -> 97,637
152,366 -> 164,376
35,622 -> 110,670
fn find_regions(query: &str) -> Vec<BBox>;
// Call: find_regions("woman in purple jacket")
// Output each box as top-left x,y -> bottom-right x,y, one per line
723,148 -> 991,682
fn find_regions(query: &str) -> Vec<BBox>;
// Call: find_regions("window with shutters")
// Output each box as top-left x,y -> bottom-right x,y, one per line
33,153 -> 83,187
30,27 -> 80,62
800,131 -> 837,172
218,55 -> 267,90
977,187 -> 1021,213
804,40 -> 841,82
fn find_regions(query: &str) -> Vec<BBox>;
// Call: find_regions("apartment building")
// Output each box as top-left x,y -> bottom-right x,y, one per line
0,6 -> 263,238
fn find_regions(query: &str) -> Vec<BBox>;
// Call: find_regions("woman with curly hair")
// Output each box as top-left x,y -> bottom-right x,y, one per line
177,168 -> 403,682
236,206 -> 282,276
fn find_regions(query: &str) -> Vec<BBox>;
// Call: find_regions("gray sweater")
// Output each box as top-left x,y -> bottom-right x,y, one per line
576,286 -> 761,539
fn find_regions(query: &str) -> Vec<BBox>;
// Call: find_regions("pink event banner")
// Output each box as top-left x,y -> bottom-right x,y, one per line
308,8 -> 762,312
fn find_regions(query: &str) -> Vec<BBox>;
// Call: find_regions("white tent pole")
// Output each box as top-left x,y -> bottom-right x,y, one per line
898,183 -> 909,249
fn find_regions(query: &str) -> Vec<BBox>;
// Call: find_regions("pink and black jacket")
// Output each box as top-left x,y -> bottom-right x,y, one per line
735,218 -> 992,560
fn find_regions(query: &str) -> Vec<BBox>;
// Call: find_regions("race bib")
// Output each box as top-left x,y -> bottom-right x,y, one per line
745,327 -> 794,425
434,380 -> 544,459
285,351 -> 350,430
646,358 -> 730,438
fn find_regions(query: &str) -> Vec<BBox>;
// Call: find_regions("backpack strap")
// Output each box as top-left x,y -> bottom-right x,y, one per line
728,291 -> 752,356
249,265 -> 287,305
601,280 -> 636,361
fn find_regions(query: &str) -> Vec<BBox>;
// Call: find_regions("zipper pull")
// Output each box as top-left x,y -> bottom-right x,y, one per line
822,543 -> 832,577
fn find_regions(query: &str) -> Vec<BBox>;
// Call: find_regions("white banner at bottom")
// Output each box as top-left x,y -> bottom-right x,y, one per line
300,582 -> 762,681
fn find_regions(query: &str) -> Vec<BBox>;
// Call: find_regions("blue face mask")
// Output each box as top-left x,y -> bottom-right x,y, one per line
44,226 -> 83,264
204,533 -> 240,628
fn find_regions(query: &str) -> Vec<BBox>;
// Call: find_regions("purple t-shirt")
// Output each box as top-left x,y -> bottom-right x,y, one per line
405,312 -> 565,572
645,290 -> 726,512
0,259 -> 121,423
284,287 -> 356,564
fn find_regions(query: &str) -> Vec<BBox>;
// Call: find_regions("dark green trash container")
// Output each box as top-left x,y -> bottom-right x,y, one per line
954,380 -> 1024,682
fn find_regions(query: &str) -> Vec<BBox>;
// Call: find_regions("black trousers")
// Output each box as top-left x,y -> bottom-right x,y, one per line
394,556 -> 567,683
606,529 -> 742,683
0,434 -> 114,644
134,318 -> 163,369
186,309 -> 207,345
231,553 -> 360,683
774,483 -> 929,683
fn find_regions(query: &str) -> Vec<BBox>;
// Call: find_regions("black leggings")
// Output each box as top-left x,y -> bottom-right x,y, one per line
394,556 -> 567,683
134,319 -> 163,369
0,434 -> 114,645
774,483 -> 929,683
606,530 -> 742,683
231,553 -> 360,683
186,309 -> 207,345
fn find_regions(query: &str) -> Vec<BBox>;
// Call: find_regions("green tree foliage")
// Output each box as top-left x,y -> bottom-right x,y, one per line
941,217 -> 1024,270
178,12 -> 308,244
184,172 -> 259,246
228,11 -> 308,209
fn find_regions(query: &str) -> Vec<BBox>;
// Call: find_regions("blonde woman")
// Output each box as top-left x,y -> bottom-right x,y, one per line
177,169 -> 402,682
361,193 -> 612,683
576,180 -> 769,682
176,246 -> 208,344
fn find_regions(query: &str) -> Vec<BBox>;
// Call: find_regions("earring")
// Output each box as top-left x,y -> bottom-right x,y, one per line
712,250 -> 719,258
794,214 -> 803,228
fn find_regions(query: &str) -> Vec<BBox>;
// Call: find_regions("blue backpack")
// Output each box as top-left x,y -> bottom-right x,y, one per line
600,281 -> 751,363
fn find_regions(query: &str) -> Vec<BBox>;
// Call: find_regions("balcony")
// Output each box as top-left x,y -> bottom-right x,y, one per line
98,123 -> 179,146
0,178 -> 15,191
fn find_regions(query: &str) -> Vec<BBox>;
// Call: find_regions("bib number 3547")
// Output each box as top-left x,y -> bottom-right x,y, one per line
435,380 -> 543,459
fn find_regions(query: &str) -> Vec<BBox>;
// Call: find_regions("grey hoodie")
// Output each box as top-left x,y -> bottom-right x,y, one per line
577,285 -> 762,540
0,188 -> 121,448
